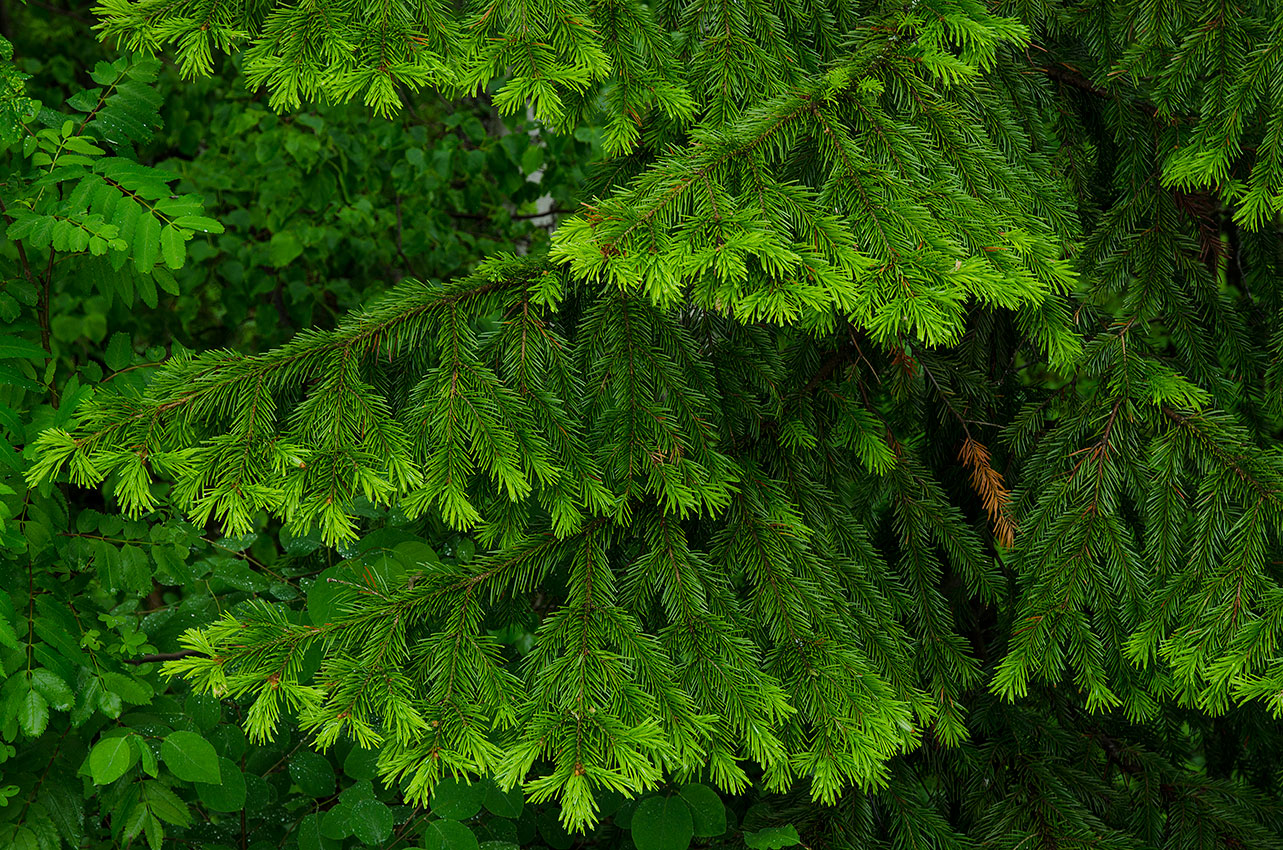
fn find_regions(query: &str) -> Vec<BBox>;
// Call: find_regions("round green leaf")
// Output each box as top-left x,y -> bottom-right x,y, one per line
211,723 -> 247,760
343,745 -> 381,781
482,779 -> 523,818
50,316 -> 82,344
296,815 -> 322,850
307,565 -> 348,625
422,819 -> 479,850
350,798 -> 393,845
307,557 -> 403,625
195,758 -> 246,812
478,818 -> 519,844
614,795 -> 642,830
186,691 -> 221,731
391,540 -> 438,569
89,736 -> 136,784
677,784 -> 726,837
83,312 -> 108,344
297,813 -> 342,850
267,231 -> 303,267
536,807 -> 573,850
743,826 -> 801,850
299,641 -> 324,683
341,778 -> 376,803
243,772 -> 272,814
431,776 -> 483,819
320,801 -> 355,839
630,795 -> 694,850
270,581 -> 299,600
515,810 -> 537,845
282,526 -> 323,557
596,789 -> 625,818
160,731 -> 220,784
290,748 -> 336,798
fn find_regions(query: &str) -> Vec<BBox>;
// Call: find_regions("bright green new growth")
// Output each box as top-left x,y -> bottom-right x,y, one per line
29,0 -> 1283,842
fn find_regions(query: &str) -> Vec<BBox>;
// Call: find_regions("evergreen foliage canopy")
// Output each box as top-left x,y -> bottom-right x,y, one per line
27,0 -> 1283,844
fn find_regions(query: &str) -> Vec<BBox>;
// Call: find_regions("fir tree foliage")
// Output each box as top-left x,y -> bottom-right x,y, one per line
31,0 -> 1283,843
